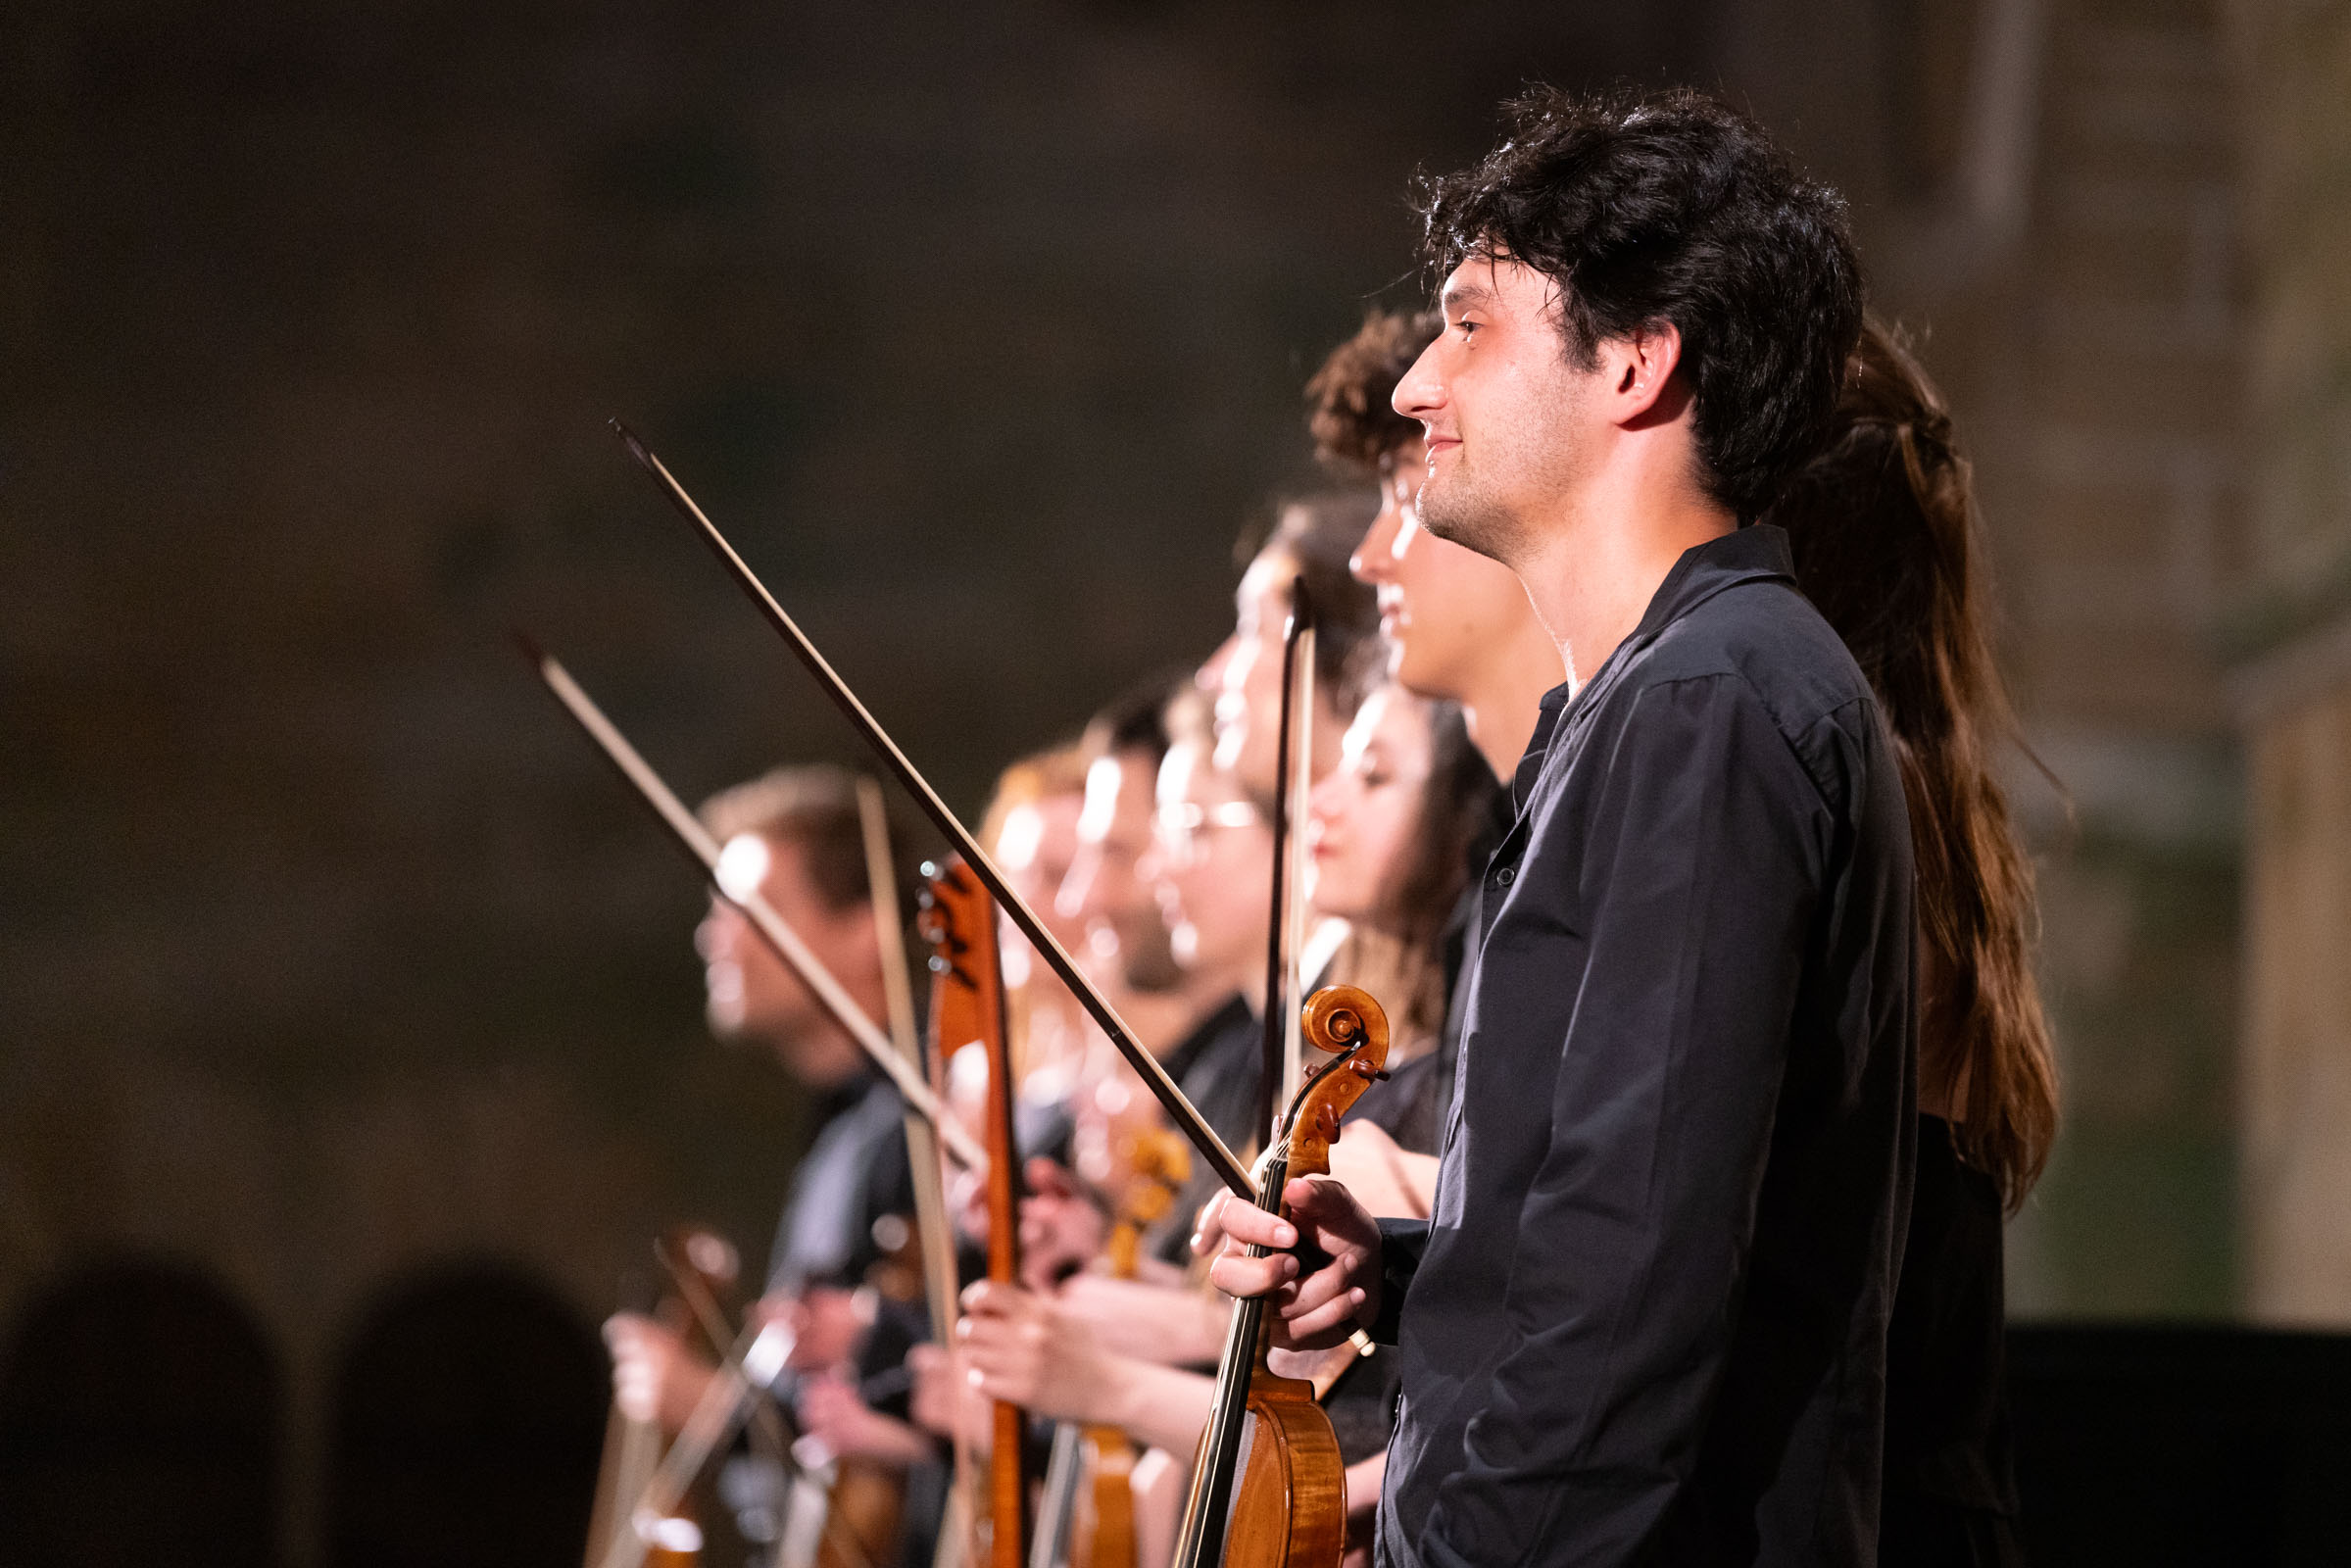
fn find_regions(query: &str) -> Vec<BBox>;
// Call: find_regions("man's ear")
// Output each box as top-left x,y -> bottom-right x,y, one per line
1604,321 -> 1687,428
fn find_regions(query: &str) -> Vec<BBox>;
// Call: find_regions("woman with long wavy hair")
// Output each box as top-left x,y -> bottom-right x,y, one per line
1770,320 -> 2062,1566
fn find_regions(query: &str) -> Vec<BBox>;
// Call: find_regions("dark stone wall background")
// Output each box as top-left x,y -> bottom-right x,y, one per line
0,3 -> 1813,1552
5,0 -> 2264,1557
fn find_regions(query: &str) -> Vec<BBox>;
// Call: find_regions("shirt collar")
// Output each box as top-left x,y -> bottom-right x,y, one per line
1626,522 -> 1795,648
1534,523 -> 1798,720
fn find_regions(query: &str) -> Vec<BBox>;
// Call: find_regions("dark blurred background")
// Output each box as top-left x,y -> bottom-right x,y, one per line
5,0 -> 2348,1562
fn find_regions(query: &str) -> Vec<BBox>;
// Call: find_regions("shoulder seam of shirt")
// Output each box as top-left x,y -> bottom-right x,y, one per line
1630,667 -> 1876,811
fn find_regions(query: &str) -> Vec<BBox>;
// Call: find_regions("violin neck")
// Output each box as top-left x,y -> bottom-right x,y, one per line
1170,1152 -> 1290,1568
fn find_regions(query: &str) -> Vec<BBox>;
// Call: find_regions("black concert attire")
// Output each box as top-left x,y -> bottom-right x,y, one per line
768,1070 -> 918,1298
1880,1114 -> 2024,1566
735,1070 -> 931,1566
763,1066 -> 942,1445
1326,789 -> 1511,1465
762,1066 -> 937,1418
1373,526 -> 1918,1568
1148,992 -> 1265,1268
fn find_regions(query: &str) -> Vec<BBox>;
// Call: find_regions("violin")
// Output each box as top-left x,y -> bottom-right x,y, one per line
1026,1114 -> 1189,1568
583,1227 -> 751,1568
1077,1127 -> 1188,1568
609,423 -> 1255,1207
921,857 -> 1032,1568
556,433 -> 1340,1561
788,1276 -> 914,1568
526,668 -> 981,1568
1171,986 -> 1391,1568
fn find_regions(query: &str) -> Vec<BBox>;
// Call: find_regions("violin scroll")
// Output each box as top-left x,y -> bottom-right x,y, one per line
1282,985 -> 1391,1180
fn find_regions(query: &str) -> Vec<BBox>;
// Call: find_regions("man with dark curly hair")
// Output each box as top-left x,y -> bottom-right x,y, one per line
1310,311 -> 1565,784
1206,87 -> 1916,1567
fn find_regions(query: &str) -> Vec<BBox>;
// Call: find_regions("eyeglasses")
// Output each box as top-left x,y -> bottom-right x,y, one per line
1157,800 -> 1261,834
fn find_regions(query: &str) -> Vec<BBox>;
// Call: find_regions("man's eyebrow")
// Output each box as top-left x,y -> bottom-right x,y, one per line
1441,280 -> 1496,313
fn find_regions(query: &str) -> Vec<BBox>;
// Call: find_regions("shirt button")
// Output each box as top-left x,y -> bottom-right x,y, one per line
1495,866 -> 1516,887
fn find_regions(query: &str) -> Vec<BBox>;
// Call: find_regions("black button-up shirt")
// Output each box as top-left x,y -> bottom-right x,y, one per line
1374,525 -> 1917,1568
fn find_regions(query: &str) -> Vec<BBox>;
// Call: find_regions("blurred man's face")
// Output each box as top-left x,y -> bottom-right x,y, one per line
995,791 -> 1089,958
1057,750 -> 1183,993
1140,741 -> 1272,990
1196,550 -> 1297,801
1351,438 -> 1546,706
697,831 -> 872,1088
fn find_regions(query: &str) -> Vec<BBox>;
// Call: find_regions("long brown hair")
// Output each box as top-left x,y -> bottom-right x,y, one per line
1327,694 -> 1505,1060
1768,319 -> 2059,1210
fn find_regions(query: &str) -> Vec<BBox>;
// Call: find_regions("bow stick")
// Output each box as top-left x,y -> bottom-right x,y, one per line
523,639 -> 989,1174
598,1315 -> 797,1568
1255,581 -> 1313,1146
856,780 -> 980,1568
1281,590 -> 1318,1127
856,776 -> 962,1352
611,420 -> 1254,1202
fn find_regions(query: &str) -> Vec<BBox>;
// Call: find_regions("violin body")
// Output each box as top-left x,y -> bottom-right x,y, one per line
1174,985 -> 1389,1568
1073,1424 -> 1139,1568
1220,1372 -> 1344,1568
1057,1123 -> 1186,1568
813,1461 -> 905,1568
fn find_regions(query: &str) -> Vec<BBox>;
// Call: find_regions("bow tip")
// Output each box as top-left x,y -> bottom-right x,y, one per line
609,417 -> 653,465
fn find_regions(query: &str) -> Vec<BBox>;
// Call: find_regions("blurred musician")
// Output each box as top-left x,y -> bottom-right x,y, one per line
1323,311 -> 1565,786
1303,684 -> 1500,1185
603,766 -> 940,1548
1199,493 -> 1384,802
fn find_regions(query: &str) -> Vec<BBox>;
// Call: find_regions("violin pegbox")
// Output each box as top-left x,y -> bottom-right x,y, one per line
916,858 -> 982,990
1280,985 -> 1392,1179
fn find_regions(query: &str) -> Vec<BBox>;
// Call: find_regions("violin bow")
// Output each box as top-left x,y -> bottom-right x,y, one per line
1255,581 -> 1314,1146
855,777 -> 962,1351
523,640 -> 989,1174
611,420 -> 1254,1203
602,1315 -> 801,1568
1283,598 -> 1318,1125
650,1235 -> 799,1485
857,781 -> 983,1568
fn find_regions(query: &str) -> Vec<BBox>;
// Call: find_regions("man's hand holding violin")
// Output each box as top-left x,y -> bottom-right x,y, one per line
1193,1175 -> 1384,1349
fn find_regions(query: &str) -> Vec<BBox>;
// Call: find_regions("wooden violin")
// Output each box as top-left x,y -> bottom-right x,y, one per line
583,1227 -> 750,1568
921,856 -> 1031,1568
1079,1126 -> 1187,1568
1027,1117 -> 1189,1568
1171,985 -> 1391,1568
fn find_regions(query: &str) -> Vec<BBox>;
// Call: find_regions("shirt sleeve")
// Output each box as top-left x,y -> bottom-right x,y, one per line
1419,674 -> 1835,1568
1372,1218 -> 1431,1345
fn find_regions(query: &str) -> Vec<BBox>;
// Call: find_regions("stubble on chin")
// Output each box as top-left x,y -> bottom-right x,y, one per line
1417,465 -> 1523,567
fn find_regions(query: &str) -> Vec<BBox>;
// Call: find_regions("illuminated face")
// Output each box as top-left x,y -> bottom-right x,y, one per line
993,791 -> 1088,959
696,831 -> 871,1087
1139,741 -> 1271,986
1352,437 -> 1545,707
1306,687 -> 1435,924
1057,750 -> 1184,994
1196,549 -> 1298,801
1393,255 -> 1594,568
